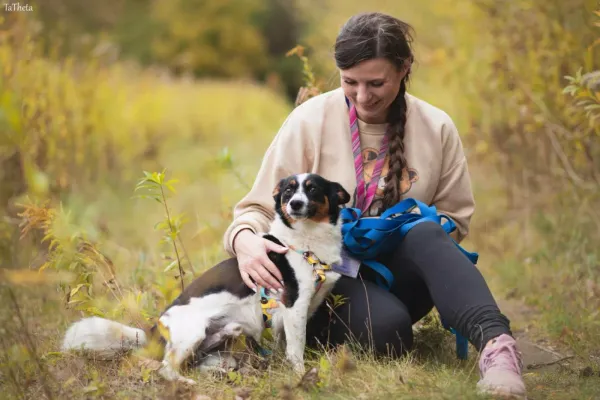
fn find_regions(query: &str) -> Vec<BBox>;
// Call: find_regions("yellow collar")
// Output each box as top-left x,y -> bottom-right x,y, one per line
288,245 -> 332,271
260,246 -> 331,329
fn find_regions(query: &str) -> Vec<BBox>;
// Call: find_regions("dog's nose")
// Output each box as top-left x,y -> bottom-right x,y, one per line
289,200 -> 304,211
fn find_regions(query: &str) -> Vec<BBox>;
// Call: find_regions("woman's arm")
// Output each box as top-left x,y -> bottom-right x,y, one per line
431,118 -> 476,243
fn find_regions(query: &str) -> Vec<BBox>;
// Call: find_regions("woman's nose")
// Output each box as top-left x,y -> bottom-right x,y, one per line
356,85 -> 370,104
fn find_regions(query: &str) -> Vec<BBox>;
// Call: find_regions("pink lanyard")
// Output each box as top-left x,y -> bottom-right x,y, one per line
349,102 -> 390,212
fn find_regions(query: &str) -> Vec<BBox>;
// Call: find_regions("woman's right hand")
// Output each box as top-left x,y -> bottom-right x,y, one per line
233,229 -> 288,292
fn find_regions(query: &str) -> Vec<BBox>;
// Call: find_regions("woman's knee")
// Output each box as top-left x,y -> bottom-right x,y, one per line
306,277 -> 415,357
405,220 -> 448,244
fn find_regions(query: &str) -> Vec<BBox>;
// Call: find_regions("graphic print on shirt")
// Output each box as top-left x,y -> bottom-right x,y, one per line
353,147 -> 419,217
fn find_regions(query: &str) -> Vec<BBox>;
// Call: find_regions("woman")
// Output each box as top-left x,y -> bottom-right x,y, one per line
223,12 -> 526,398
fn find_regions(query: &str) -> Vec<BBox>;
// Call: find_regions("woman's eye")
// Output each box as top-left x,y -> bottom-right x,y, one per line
370,81 -> 383,87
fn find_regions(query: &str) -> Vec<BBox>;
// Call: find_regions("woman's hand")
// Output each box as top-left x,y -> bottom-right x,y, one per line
233,229 -> 288,292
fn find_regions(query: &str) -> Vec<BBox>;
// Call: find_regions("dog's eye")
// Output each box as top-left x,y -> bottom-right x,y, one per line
284,188 -> 292,194
309,187 -> 317,194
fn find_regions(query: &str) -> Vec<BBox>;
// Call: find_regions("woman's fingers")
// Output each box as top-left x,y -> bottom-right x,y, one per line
255,260 -> 283,291
260,257 -> 284,284
248,269 -> 269,290
240,270 -> 256,292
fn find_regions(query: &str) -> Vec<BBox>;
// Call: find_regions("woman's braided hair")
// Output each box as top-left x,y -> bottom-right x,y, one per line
334,12 -> 414,210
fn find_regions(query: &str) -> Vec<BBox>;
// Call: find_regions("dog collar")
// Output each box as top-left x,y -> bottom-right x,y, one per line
288,245 -> 332,292
260,246 -> 332,330
288,246 -> 332,271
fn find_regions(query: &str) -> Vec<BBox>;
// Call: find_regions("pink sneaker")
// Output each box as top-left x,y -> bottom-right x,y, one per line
477,334 -> 527,399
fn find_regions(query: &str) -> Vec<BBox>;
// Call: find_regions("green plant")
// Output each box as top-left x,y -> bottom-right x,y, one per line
564,68 -> 600,129
16,199 -> 121,317
134,169 -> 194,291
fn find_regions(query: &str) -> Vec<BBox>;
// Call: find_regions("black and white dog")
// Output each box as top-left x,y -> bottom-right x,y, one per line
61,173 -> 350,384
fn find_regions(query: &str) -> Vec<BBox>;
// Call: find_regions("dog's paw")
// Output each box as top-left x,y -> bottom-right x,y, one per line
291,361 -> 305,375
178,376 -> 198,386
159,362 -> 197,385
198,365 -> 229,375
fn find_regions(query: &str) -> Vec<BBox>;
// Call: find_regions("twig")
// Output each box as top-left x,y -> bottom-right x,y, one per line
544,125 -> 593,190
529,342 -> 565,359
527,355 -> 575,370
177,237 -> 196,277
358,273 -> 375,356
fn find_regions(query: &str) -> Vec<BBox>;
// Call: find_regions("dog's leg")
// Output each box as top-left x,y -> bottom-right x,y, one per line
270,316 -> 287,353
159,340 -> 200,385
158,320 -> 244,384
195,322 -> 243,374
157,316 -> 212,385
197,352 -> 238,374
281,296 -> 311,374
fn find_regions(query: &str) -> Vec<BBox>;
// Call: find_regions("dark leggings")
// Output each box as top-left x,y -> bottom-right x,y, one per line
305,221 -> 512,356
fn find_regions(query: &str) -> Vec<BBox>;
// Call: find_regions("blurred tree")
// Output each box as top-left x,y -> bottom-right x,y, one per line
260,0 -> 306,99
149,0 -> 269,78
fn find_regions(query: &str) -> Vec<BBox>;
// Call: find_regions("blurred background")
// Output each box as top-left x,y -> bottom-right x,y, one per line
0,0 -> 599,397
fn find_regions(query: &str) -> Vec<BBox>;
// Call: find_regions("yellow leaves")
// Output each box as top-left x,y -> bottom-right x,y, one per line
286,44 -> 322,107
69,283 -> 89,299
16,199 -> 56,240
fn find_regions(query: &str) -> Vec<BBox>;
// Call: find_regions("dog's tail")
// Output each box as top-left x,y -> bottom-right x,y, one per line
61,316 -> 147,359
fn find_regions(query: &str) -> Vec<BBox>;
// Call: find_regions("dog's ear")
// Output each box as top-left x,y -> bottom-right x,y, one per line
330,182 -> 351,205
273,178 -> 285,201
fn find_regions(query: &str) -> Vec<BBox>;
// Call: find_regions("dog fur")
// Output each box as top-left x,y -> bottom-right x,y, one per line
61,173 -> 350,384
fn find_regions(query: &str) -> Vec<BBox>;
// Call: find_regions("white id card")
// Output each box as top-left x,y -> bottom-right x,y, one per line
331,249 -> 361,278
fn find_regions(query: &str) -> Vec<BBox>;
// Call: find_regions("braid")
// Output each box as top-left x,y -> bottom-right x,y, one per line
382,78 -> 409,209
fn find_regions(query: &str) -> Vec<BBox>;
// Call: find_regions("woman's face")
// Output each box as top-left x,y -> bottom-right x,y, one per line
340,57 -> 407,124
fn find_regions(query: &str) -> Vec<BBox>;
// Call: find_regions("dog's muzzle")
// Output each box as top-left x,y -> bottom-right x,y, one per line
287,199 -> 308,218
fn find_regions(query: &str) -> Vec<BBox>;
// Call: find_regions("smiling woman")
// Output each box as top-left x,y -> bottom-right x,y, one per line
223,11 -> 527,399
339,58 -> 408,124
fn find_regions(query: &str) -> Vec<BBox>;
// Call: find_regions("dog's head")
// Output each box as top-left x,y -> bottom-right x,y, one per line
272,173 -> 350,228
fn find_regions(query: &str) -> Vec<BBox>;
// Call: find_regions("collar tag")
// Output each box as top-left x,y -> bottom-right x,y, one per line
331,248 -> 361,278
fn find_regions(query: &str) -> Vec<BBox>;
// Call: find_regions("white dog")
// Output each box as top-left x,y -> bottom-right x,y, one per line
61,173 -> 351,384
